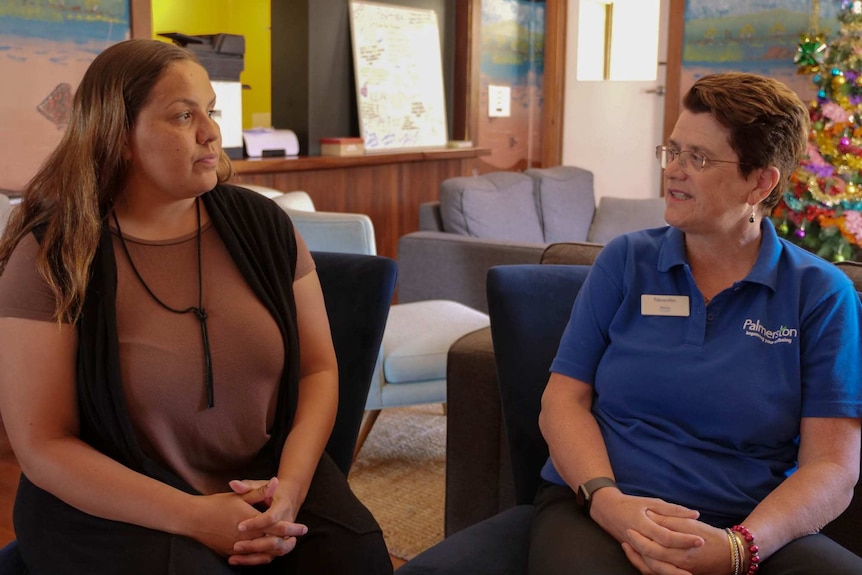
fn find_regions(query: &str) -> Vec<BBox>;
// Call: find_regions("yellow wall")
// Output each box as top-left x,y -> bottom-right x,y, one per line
151,0 -> 271,130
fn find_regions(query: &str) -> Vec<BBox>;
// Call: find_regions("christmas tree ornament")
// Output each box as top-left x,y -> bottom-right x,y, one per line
773,0 -> 862,261
796,34 -> 827,73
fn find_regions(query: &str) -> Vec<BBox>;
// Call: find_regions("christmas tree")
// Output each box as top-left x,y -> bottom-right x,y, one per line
772,0 -> 862,262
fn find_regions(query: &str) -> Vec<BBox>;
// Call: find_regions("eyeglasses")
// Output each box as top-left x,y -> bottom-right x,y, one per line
655,145 -> 747,172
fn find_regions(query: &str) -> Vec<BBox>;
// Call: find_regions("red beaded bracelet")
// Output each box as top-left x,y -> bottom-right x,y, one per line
731,524 -> 761,574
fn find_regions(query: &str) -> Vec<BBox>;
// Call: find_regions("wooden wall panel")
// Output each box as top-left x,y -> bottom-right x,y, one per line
231,150 -> 487,258
130,0 -> 152,38
541,0 -> 566,169
664,0 -> 685,145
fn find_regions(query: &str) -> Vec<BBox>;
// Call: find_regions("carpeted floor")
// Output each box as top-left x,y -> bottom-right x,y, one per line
348,404 -> 446,561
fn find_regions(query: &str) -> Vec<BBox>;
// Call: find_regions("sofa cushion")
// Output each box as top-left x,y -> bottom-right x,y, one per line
587,196 -> 667,244
526,166 -> 595,243
540,241 -> 604,266
440,172 -> 543,243
382,300 -> 490,384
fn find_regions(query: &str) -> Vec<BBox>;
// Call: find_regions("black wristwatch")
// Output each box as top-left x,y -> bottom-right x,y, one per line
576,477 -> 617,514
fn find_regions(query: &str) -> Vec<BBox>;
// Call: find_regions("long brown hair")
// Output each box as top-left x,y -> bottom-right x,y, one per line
0,39 -> 233,324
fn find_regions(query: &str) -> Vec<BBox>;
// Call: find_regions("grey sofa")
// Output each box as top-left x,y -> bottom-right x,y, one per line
397,167 -> 666,313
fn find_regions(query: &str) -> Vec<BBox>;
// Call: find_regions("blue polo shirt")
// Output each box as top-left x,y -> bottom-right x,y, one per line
541,220 -> 862,527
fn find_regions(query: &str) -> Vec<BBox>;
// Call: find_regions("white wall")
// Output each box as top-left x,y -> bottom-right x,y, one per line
562,0 -> 668,201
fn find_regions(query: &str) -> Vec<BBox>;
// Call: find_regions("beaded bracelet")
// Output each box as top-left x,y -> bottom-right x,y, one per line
732,524 -> 761,574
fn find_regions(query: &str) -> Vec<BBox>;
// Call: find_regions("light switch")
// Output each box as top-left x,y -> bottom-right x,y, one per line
488,84 -> 511,117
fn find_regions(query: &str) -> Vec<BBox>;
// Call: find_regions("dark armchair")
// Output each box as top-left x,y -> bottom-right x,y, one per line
312,252 -> 398,474
398,264 -> 589,575
400,262 -> 862,574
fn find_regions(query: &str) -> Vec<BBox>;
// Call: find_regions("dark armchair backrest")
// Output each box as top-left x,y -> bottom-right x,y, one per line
819,289 -> 862,556
834,261 -> 862,292
312,251 -> 397,475
486,264 -> 591,504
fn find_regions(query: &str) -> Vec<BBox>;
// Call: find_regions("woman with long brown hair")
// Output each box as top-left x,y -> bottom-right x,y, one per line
0,39 -> 391,574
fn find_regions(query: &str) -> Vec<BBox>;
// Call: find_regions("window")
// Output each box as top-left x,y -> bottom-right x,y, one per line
576,0 -> 660,81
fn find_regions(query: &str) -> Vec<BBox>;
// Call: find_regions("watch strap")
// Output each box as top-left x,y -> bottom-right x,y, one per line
576,477 -> 617,514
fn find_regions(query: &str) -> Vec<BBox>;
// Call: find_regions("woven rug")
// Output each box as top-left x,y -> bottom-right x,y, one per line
348,404 -> 446,561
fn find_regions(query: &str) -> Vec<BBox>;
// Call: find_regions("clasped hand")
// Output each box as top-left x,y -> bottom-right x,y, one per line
591,490 -> 731,575
192,477 -> 308,566
228,477 -> 309,566
229,477 -> 308,566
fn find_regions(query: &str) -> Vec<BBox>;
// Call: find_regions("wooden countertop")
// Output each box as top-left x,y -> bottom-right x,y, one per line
232,147 -> 490,174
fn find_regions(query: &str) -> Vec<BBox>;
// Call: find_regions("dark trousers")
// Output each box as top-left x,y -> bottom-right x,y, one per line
529,483 -> 862,575
14,454 -> 392,575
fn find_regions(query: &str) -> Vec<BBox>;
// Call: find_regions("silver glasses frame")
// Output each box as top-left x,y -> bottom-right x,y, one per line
655,145 -> 747,172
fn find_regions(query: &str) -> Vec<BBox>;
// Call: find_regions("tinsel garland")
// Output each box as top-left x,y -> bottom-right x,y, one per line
773,0 -> 862,261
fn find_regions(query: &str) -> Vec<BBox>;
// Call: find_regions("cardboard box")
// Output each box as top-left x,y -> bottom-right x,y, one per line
320,137 -> 365,157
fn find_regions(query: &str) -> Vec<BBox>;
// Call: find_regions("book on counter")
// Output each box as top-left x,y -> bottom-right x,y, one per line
320,137 -> 365,156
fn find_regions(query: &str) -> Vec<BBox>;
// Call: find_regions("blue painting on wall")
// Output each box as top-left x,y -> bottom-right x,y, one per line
681,0 -> 842,100
0,1 -> 130,192
481,0 -> 545,84
479,0 -> 545,170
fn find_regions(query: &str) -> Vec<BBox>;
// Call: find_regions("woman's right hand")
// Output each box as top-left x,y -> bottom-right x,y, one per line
226,477 -> 309,566
187,489 -> 307,566
186,492 -> 270,559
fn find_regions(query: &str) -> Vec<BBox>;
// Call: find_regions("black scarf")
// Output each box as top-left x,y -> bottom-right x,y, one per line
74,184 -> 300,494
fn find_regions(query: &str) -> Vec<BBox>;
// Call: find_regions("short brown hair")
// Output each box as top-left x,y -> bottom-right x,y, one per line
683,73 -> 809,211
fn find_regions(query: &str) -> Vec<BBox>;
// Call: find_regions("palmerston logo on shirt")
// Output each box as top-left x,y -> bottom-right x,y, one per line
742,319 -> 797,345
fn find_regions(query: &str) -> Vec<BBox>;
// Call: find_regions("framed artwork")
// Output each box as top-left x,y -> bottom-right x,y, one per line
680,0 -> 842,101
0,0 -> 150,193
477,0 -> 546,171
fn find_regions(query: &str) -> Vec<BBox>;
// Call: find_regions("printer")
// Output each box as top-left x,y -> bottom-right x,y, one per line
242,128 -> 299,158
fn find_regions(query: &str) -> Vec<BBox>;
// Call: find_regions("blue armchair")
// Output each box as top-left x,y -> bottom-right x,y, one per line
400,263 -> 862,574
398,264 -> 590,575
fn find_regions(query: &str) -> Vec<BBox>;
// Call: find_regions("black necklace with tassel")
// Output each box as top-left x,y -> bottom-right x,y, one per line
112,197 -> 214,408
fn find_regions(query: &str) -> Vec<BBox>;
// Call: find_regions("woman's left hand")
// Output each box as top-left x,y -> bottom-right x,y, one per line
226,477 -> 309,566
621,511 -> 730,575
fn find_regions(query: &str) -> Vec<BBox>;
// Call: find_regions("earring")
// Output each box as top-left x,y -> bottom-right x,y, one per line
749,210 -> 756,224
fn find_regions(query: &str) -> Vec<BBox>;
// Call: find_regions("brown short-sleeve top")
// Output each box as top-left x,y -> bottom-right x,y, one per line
0,221 -> 315,494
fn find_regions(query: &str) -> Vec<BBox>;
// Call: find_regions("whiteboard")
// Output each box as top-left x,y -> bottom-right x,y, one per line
348,1 -> 449,152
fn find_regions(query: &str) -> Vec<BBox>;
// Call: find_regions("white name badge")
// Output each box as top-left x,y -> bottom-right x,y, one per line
641,295 -> 690,317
